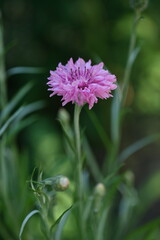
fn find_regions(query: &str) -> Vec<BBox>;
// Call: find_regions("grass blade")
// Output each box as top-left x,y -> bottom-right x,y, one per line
97,208 -> 109,240
83,137 -> 102,181
119,134 -> 160,162
53,206 -> 73,240
8,116 -> 38,139
86,109 -> 111,150
0,107 -> 23,137
14,101 -> 45,122
110,85 -> 122,145
0,82 -> 33,123
138,170 -> 160,217
19,210 -> 40,240
7,66 -> 44,77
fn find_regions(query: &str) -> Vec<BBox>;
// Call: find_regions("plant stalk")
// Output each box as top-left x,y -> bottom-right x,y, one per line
121,10 -> 141,104
109,10 -> 141,172
74,104 -> 84,237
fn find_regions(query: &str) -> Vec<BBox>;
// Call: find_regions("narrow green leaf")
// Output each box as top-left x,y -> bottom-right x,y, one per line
30,167 -> 37,192
125,218 -> 160,240
97,208 -> 109,240
127,46 -> 140,71
8,116 -> 38,139
51,206 -> 72,230
19,210 -> 40,240
58,119 -> 75,152
0,82 -> 32,123
51,206 -> 73,240
0,101 -> 42,137
82,196 -> 93,222
14,101 -> 45,122
111,85 -> 122,145
7,66 -> 44,77
117,184 -> 138,238
104,165 -> 123,186
126,171 -> 160,229
0,107 -> 23,137
86,108 -> 111,149
83,137 -> 102,181
119,134 -> 160,162
138,170 -> 160,215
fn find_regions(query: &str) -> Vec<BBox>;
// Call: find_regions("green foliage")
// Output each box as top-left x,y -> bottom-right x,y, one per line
0,1 -> 160,240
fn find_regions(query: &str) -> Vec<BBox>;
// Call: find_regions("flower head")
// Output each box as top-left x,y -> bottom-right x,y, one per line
47,58 -> 117,109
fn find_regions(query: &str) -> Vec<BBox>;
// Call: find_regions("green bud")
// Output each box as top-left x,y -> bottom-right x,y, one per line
94,183 -> 106,197
58,108 -> 70,124
93,183 -> 106,213
130,0 -> 149,12
124,170 -> 135,186
54,176 -> 70,191
42,175 -> 70,192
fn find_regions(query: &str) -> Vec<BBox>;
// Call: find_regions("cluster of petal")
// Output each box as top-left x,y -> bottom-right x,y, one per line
47,58 -> 117,109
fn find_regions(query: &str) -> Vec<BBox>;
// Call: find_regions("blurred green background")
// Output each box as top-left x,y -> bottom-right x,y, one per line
1,0 -> 160,178
0,0 -> 160,239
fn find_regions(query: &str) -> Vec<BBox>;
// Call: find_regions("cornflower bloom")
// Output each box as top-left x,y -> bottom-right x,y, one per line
47,58 -> 117,109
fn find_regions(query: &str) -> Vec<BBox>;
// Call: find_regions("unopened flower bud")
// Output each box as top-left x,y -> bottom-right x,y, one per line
42,175 -> 70,192
54,176 -> 70,191
93,183 -> 106,213
58,108 -> 70,124
130,0 -> 148,12
94,183 -> 106,197
124,171 -> 135,186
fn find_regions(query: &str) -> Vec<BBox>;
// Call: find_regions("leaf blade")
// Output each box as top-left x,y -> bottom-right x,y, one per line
19,210 -> 40,240
7,66 -> 44,77
0,107 -> 23,137
119,134 -> 160,162
0,82 -> 32,123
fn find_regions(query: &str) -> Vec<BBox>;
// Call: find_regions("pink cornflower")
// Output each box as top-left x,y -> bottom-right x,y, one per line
47,58 -> 117,109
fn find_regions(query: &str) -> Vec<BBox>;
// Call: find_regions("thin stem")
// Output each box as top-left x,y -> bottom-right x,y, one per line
74,104 -> 84,236
74,104 -> 82,201
40,210 -> 51,240
121,11 -> 141,104
108,11 -> 141,174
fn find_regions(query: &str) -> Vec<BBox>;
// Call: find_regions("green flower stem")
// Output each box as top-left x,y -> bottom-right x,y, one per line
121,10 -> 141,105
109,10 -> 141,172
74,104 -> 83,235
40,210 -> 51,240
74,104 -> 82,199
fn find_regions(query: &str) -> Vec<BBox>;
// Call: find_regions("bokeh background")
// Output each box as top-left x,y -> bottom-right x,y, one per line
0,0 -> 160,239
